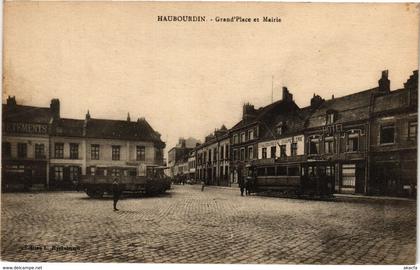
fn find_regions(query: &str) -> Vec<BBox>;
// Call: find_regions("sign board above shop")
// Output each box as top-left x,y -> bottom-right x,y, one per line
3,122 -> 49,135
259,135 -> 304,147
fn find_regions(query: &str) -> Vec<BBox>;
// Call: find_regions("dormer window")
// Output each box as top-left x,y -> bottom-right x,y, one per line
326,110 -> 336,125
276,121 -> 285,135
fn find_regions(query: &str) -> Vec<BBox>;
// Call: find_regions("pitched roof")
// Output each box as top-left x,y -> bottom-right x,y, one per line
84,118 -> 164,144
3,104 -> 53,124
306,89 -> 374,129
51,118 -> 84,137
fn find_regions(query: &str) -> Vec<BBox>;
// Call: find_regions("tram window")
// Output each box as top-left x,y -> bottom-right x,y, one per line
129,170 -> 137,176
288,166 -> 299,176
277,166 -> 287,176
267,167 -> 275,176
257,168 -> 266,176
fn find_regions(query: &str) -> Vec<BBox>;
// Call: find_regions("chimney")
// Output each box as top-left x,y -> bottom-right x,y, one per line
310,94 -> 324,108
50,99 -> 60,119
378,70 -> 390,94
85,110 -> 91,120
243,103 -> 256,121
6,96 -> 16,107
127,112 -> 131,122
282,87 -> 293,102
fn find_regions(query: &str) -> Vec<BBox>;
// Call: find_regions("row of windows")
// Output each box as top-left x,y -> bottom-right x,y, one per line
232,146 -> 254,161
232,129 -> 255,144
197,144 -> 230,165
308,135 -> 359,155
261,143 -> 298,159
2,142 -> 46,159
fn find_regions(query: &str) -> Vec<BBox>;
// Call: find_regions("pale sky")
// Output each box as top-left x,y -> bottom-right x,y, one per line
3,2 -> 419,156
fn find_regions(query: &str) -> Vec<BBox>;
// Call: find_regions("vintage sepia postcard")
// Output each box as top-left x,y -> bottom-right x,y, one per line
1,1 -> 418,268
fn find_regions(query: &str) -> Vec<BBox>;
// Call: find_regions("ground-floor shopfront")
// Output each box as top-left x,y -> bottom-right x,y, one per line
49,164 -> 82,190
370,150 -> 417,197
2,159 -> 48,191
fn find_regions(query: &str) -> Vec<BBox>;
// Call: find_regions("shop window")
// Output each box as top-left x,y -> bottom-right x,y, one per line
91,144 -> 100,160
35,144 -> 45,159
111,168 -> 120,177
54,166 -> 64,181
17,143 -> 27,158
280,145 -> 287,157
2,142 -> 11,158
262,147 -> 267,159
408,121 -> 417,141
291,143 -> 297,156
90,167 -> 96,176
380,124 -> 395,144
270,146 -> 276,158
70,143 -> 79,159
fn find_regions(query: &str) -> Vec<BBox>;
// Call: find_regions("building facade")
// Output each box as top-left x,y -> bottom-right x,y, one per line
2,97 -> 165,191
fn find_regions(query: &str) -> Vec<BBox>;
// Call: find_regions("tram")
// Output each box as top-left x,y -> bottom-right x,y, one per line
246,161 -> 335,198
80,165 -> 171,198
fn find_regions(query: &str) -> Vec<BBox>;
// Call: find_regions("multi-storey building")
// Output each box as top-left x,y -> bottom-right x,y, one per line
167,138 -> 200,178
2,97 -> 165,191
195,126 -> 231,186
369,70 -> 418,197
230,88 -> 300,185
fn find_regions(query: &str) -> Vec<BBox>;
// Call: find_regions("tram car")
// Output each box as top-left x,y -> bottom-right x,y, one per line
246,162 -> 335,198
80,165 -> 171,198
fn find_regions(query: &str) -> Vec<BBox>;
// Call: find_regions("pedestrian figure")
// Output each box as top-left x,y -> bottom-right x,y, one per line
239,176 -> 245,196
112,178 -> 121,211
201,180 -> 205,191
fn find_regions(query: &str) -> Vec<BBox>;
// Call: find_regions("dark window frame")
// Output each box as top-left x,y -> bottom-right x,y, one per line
35,143 -> 45,159
70,143 -> 79,159
112,145 -> 121,161
17,143 -> 27,158
54,143 -> 64,159
379,124 -> 395,145
91,144 -> 100,160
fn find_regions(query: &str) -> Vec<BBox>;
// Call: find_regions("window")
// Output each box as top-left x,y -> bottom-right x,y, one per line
233,134 -> 238,144
288,166 -> 299,176
408,121 -> 417,140
262,148 -> 267,159
240,132 -> 246,143
248,129 -> 254,140
54,143 -> 64,159
2,142 -> 11,158
213,148 -> 217,161
240,148 -> 245,161
225,145 -> 229,159
208,149 -> 212,162
324,138 -> 334,154
280,145 -> 287,157
277,166 -> 287,176
69,166 -> 80,181
17,143 -> 27,158
348,135 -> 359,152
91,144 -> 100,160
309,138 -> 320,155
291,143 -> 297,157
267,167 -> 275,176
35,144 -> 45,159
233,149 -> 238,161
326,112 -> 335,125
248,146 -> 253,159
90,167 -> 96,176
276,126 -> 283,136
111,168 -> 120,177
112,146 -> 121,160
380,125 -> 395,144
54,166 -> 64,181
270,146 -> 276,158
220,146 -> 224,159
70,143 -> 79,159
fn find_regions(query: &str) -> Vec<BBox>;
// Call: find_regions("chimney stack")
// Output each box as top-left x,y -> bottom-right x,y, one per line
310,94 -> 324,108
378,70 -> 390,94
50,99 -> 60,119
6,96 -> 17,107
282,87 -> 293,102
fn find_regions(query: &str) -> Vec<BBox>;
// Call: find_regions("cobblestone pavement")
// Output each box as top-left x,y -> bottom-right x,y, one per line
1,185 -> 416,264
